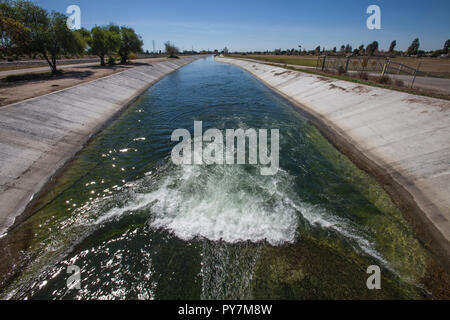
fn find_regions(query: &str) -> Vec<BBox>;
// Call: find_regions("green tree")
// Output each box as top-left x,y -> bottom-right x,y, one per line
89,26 -> 120,66
113,25 -> 143,63
73,27 -> 91,54
388,40 -> 396,53
406,38 -> 420,55
443,39 -> 450,54
164,41 -> 179,58
358,44 -> 365,55
366,41 -> 379,56
0,0 -> 31,58
1,0 -> 84,73
345,44 -> 352,54
38,11 -> 85,73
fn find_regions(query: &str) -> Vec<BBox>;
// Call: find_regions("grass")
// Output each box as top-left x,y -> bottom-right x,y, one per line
390,56 -> 450,78
230,54 -> 450,79
294,66 -> 450,100
3,71 -> 59,82
225,56 -> 450,101
0,64 -> 46,72
231,54 -> 318,67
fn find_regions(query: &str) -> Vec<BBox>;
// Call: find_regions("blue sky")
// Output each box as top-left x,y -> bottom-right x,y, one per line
33,0 -> 450,52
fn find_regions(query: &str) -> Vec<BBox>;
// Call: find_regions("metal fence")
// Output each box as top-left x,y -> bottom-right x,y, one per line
316,56 -> 387,73
316,55 -> 421,88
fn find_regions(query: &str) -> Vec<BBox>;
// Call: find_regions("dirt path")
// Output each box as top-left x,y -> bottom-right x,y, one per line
0,62 -> 100,78
0,58 -> 169,107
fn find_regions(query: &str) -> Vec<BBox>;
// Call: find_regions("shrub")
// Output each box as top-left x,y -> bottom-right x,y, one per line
337,66 -> 346,75
376,75 -> 392,85
128,52 -> 137,60
107,56 -> 115,66
164,41 -> 179,58
358,71 -> 368,80
394,78 -> 404,87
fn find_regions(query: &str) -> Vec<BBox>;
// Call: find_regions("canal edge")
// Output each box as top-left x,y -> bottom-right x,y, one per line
0,55 -> 206,236
215,56 -> 450,271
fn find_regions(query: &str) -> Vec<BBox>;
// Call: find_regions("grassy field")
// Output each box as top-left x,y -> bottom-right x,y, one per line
225,56 -> 450,100
231,55 -> 318,67
0,64 -> 48,72
391,57 -> 450,77
230,54 -> 450,78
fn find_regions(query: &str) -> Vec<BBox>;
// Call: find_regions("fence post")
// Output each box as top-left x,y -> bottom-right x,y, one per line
345,56 -> 350,72
411,62 -> 421,89
382,58 -> 390,76
362,57 -> 367,73
321,55 -> 326,71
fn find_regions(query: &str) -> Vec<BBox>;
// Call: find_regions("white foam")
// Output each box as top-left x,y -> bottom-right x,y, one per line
93,164 -> 298,245
148,184 -> 298,245
88,162 -> 389,267
287,199 -> 389,266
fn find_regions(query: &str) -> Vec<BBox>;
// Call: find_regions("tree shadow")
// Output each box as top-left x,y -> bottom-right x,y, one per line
76,61 -> 152,70
1,70 -> 95,85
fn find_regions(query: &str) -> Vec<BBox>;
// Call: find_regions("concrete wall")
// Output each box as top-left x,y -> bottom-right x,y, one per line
0,56 -> 202,234
216,57 -> 450,253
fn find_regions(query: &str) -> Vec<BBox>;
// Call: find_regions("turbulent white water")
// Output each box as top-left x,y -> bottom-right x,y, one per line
93,163 -> 299,245
88,159 -> 387,270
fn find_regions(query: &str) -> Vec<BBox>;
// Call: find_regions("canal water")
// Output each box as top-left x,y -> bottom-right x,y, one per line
0,57 -> 445,299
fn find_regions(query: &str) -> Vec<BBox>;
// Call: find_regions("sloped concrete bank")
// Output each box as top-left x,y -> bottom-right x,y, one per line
0,56 -> 203,235
216,57 -> 450,264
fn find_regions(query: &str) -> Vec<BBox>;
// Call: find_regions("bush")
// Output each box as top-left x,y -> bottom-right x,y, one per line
164,42 -> 179,58
108,56 -> 116,66
358,71 -> 368,80
337,66 -> 346,75
394,78 -> 404,87
128,52 -> 137,60
376,75 -> 392,85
